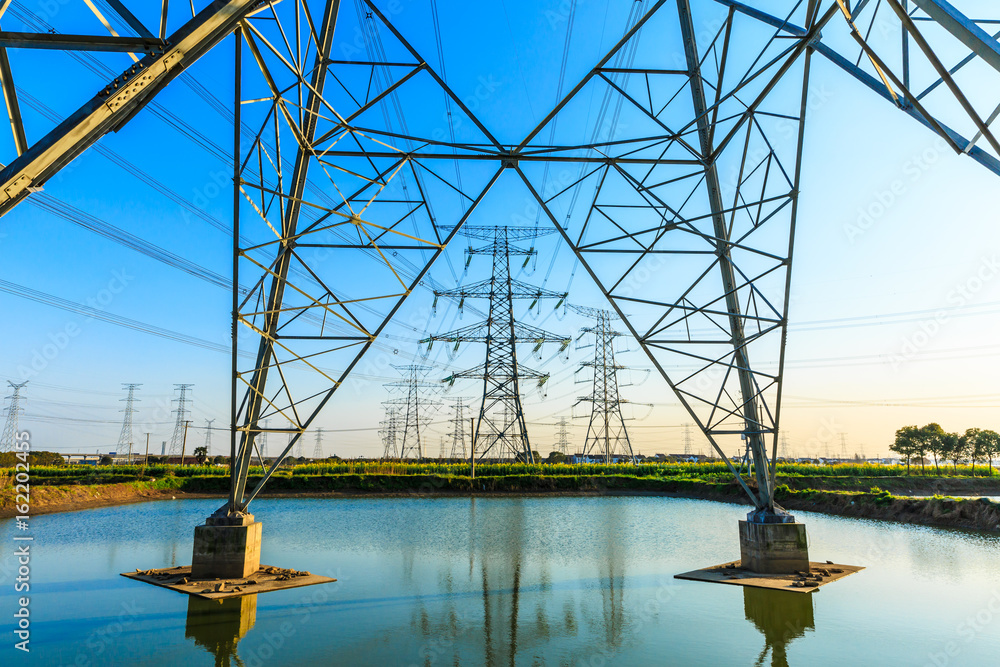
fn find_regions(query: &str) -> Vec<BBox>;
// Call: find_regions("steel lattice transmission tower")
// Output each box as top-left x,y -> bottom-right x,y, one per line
1,381 -> 28,453
683,424 -> 694,457
116,383 -> 141,458
313,428 -> 324,460
571,308 -> 636,464
446,397 -> 471,459
204,419 -> 215,456
7,1 -> 999,519
168,384 -> 193,457
384,365 -> 438,459
554,416 -> 571,456
380,406 -> 400,459
258,420 -> 269,460
425,226 -> 569,462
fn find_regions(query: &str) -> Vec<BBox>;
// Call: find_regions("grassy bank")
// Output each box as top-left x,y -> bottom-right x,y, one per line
3,462 -> 999,531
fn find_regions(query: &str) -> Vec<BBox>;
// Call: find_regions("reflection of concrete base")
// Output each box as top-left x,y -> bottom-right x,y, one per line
191,513 -> 262,580
674,560 -> 863,593
739,520 -> 809,574
186,594 -> 258,664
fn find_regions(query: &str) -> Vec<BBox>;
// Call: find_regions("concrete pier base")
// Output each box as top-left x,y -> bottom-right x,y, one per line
191,512 -> 262,580
739,515 -> 810,575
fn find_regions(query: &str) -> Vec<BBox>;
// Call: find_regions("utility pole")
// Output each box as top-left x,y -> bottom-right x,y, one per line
168,384 -> 194,456
425,226 -> 569,463
117,383 -> 140,463
571,307 -> 637,464
180,420 -> 192,466
1,380 -> 28,452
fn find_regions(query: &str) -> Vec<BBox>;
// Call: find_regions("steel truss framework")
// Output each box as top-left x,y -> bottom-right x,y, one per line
2,1 -> 999,515
382,365 -> 437,459
424,226 -> 569,463
572,308 -> 637,465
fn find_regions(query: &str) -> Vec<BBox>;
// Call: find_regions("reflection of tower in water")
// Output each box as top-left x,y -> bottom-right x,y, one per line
186,595 -> 258,667
743,588 -> 815,667
598,503 -> 626,649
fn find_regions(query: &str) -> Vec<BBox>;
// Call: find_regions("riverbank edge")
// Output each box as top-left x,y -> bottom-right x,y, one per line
3,475 -> 999,532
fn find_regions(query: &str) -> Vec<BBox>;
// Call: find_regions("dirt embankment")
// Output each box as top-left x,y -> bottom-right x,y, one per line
0,482 -> 176,518
3,475 -> 999,533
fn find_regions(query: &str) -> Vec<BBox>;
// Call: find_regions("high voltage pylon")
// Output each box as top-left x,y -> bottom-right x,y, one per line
384,365 -> 439,459
168,384 -> 193,457
116,383 -> 141,459
554,416 -> 571,456
203,419 -> 215,456
1,381 -> 28,452
572,307 -> 636,464
5,0 -> 1000,520
256,419 -> 269,460
380,406 -> 400,459
313,428 -> 324,460
780,433 -> 791,460
446,398 -> 471,459
425,226 -> 569,462
683,423 -> 694,457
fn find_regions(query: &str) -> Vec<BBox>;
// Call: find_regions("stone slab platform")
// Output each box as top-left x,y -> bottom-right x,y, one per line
674,561 -> 863,593
121,564 -> 336,600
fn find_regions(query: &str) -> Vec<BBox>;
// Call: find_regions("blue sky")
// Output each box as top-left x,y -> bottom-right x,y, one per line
1,0 -> 998,459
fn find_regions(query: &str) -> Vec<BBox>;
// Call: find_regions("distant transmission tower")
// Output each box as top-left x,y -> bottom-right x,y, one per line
425,226 -> 569,462
384,365 -> 438,459
168,384 -> 194,456
683,423 -> 693,456
203,419 -> 215,456
780,432 -> 791,460
116,383 -> 141,459
572,307 -> 636,464
1,380 -> 28,452
380,406 -> 400,459
259,419 -> 270,459
839,433 -> 849,460
554,416 -> 571,455
313,427 -> 324,459
447,398 -> 471,459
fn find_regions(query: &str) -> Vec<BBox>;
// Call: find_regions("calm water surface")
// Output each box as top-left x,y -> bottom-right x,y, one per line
2,496 -> 999,666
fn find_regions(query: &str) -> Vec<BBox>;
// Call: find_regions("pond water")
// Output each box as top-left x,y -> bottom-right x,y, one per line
2,496 -> 999,666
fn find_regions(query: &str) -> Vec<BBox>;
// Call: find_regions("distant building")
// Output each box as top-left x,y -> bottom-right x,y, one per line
567,453 -> 632,464
64,454 -> 102,466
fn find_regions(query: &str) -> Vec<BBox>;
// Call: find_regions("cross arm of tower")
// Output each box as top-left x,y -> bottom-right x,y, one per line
507,280 -> 568,301
420,320 -> 490,344
434,279 -> 494,299
460,226 -> 559,242
565,305 -> 620,320
467,244 -> 535,257
444,364 -> 550,383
